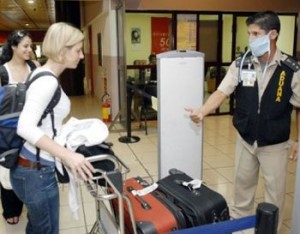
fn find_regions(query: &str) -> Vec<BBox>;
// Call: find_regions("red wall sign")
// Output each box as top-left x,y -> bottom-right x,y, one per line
151,17 -> 171,54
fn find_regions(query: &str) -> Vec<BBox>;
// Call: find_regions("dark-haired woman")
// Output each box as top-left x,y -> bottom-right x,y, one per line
0,29 -> 40,225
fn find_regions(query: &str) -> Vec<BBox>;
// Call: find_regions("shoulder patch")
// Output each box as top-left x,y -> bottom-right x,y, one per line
282,57 -> 300,72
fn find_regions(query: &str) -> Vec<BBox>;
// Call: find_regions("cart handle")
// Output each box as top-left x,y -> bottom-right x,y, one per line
85,168 -> 123,201
86,153 -> 130,175
85,179 -> 118,200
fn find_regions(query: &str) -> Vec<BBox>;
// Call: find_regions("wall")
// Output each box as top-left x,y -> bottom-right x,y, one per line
82,1 -> 103,25
125,0 -> 300,57
126,13 -> 172,65
126,13 -> 297,65
126,13 -> 152,65
298,13 -> 300,58
82,0 -> 119,117
0,31 -> 46,44
278,16 -> 295,55
81,0 -> 300,120
125,0 -> 300,12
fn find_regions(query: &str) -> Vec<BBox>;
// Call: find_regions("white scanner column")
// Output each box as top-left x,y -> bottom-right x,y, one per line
157,50 -> 204,179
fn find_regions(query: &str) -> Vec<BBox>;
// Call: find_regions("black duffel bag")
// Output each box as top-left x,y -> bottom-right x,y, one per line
76,143 -> 117,186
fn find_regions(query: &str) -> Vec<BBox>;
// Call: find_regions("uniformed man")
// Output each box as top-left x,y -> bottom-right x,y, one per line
186,10 -> 300,231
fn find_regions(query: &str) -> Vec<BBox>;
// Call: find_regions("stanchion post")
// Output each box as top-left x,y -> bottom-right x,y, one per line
255,202 -> 278,234
119,83 -> 140,143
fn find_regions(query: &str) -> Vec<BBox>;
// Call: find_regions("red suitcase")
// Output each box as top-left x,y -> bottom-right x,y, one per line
111,177 -> 186,234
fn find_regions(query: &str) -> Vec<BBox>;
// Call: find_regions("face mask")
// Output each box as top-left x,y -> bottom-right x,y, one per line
249,33 -> 270,57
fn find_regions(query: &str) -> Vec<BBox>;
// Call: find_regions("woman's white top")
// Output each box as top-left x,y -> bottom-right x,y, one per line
17,67 -> 70,164
3,62 -> 31,84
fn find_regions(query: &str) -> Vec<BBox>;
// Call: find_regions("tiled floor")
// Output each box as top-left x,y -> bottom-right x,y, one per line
0,94 -> 297,234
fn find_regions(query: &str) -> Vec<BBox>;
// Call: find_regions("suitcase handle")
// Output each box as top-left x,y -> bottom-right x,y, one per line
127,186 -> 151,210
174,179 -> 201,195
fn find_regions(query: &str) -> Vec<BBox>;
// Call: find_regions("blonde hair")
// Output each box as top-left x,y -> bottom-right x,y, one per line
42,22 -> 84,62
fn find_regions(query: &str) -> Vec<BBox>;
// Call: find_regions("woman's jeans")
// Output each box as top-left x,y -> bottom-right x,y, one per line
10,165 -> 59,234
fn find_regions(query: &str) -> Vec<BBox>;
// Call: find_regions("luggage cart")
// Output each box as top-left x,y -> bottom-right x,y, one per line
83,153 -> 137,234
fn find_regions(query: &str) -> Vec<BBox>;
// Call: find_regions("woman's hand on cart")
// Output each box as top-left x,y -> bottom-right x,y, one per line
65,152 -> 96,181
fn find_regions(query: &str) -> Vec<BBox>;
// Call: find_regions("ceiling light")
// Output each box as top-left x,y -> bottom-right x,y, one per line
28,0 -> 34,4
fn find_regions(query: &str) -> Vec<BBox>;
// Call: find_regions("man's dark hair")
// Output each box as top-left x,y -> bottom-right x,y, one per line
148,53 -> 156,62
246,11 -> 281,34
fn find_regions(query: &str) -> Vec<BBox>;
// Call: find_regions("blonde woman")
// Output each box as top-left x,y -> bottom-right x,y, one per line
10,23 -> 95,234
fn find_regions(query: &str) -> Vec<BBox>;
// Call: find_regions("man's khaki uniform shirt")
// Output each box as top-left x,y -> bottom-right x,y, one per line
218,49 -> 300,153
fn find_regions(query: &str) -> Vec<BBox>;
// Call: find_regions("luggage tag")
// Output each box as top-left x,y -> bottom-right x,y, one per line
182,179 -> 202,190
130,183 -> 158,196
241,64 -> 256,87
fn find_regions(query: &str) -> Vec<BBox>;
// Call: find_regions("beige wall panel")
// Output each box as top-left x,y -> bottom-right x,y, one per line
82,1 -> 103,25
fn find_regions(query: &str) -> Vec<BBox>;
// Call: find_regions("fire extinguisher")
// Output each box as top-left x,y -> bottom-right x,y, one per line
102,92 -> 111,123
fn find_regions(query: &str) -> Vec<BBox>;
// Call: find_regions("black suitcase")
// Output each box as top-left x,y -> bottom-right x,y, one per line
157,169 -> 230,228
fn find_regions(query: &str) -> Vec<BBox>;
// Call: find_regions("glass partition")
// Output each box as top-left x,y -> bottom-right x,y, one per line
222,14 -> 233,63
219,14 -> 234,114
198,15 -> 228,112
199,14 -> 218,62
176,14 -> 197,51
